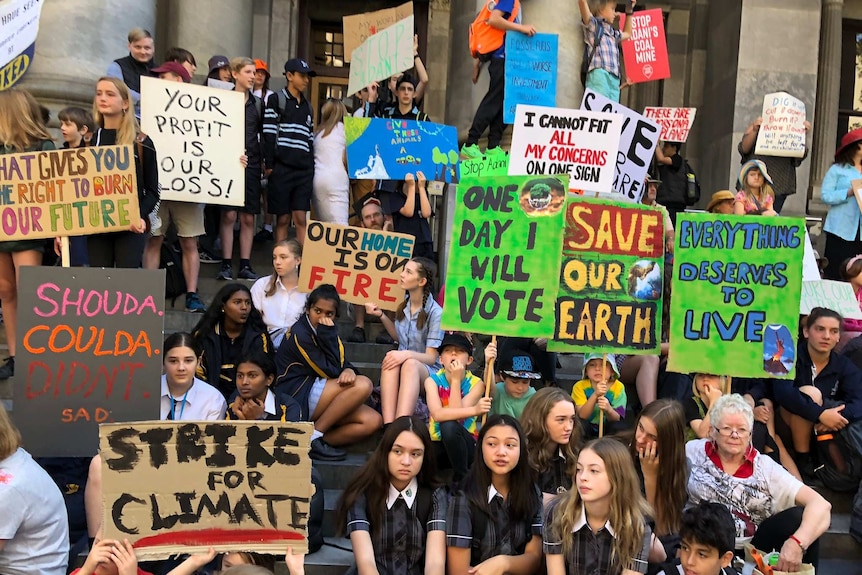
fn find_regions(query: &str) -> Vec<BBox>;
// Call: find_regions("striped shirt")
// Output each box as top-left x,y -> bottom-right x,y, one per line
263,88 -> 314,169
583,16 -> 622,78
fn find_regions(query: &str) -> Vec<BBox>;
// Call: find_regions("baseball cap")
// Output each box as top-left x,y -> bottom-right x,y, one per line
254,58 -> 270,77
499,351 -> 542,380
438,333 -> 473,356
395,74 -> 416,90
284,58 -> 317,77
207,55 -> 229,74
152,61 -> 191,83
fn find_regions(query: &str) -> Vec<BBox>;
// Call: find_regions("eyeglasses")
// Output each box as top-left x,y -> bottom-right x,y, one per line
713,426 -> 751,438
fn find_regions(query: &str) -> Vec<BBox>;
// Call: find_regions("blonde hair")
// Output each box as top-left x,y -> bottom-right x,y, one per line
230,57 -> 255,73
93,77 -> 140,145
265,239 -> 303,297
0,89 -> 52,152
127,28 -> 152,43
742,166 -> 775,207
0,403 -> 22,460
316,99 -> 347,137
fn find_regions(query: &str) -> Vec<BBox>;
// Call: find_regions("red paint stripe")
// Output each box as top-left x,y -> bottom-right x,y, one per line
132,528 -> 304,548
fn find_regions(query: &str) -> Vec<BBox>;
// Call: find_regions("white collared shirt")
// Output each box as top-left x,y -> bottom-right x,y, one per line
487,484 -> 504,504
160,375 -> 228,421
263,389 -> 277,417
572,503 -> 615,535
250,276 -> 307,348
386,477 -> 419,509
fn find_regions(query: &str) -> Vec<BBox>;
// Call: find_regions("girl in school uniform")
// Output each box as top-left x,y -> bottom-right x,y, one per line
225,349 -> 301,421
336,415 -> 447,575
446,414 -> 543,575
366,257 -> 444,424
250,239 -> 307,348
545,438 -> 653,575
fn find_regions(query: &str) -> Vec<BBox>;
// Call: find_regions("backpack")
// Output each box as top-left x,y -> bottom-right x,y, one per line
683,159 -> 701,206
160,240 -> 186,305
469,0 -> 521,61
580,20 -> 605,86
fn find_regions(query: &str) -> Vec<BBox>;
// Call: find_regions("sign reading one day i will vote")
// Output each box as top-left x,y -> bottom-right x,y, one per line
549,197 -> 664,354
508,104 -> 622,194
347,15 -> 414,96
668,214 -> 805,378
442,175 -> 568,337
299,221 -> 414,311
0,144 -> 139,240
14,267 -> 164,457
101,421 -> 315,559
343,1 -> 413,62
755,92 -> 807,158
619,9 -> 670,84
503,32 -> 558,124
643,107 -> 697,142
141,76 -> 245,206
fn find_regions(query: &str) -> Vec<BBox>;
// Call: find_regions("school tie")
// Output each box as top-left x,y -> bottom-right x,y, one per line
166,398 -> 177,420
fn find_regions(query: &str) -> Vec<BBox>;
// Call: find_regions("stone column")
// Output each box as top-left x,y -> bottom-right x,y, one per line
19,0 -> 157,114
164,0 -> 254,76
808,0 -> 844,216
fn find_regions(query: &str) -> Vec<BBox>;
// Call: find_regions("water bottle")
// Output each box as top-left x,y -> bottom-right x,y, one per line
686,171 -> 697,202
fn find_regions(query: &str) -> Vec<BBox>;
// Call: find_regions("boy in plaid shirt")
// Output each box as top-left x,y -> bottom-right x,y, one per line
579,0 -> 636,102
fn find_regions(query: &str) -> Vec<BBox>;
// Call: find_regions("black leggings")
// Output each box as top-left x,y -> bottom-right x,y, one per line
433,421 -> 476,482
87,231 -> 146,268
750,506 -> 820,568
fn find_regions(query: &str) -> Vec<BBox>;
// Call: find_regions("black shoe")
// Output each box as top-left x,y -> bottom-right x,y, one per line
376,332 -> 395,345
309,437 -> 346,461
348,326 -> 366,343
254,228 -> 273,243
0,356 -> 13,380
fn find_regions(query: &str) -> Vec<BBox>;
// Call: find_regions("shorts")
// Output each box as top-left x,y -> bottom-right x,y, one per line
268,165 -> 313,215
308,377 -> 327,418
222,166 -> 262,215
585,68 -> 621,103
152,200 -> 205,237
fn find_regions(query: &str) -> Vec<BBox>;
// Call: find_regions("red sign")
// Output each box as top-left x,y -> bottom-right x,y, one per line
620,9 -> 670,84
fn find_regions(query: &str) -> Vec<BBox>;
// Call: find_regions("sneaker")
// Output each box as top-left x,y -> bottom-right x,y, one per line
185,293 -> 206,313
347,326 -> 366,343
217,263 -> 233,281
238,266 -> 258,280
486,146 -> 508,157
309,437 -> 346,461
198,248 -> 219,264
0,356 -> 14,380
254,228 -> 273,243
375,332 -> 395,345
460,143 -> 483,160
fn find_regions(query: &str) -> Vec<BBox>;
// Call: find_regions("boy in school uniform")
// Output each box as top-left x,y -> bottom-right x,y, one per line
578,0 -> 636,102
663,502 -> 737,575
571,353 -> 627,437
490,349 -> 540,419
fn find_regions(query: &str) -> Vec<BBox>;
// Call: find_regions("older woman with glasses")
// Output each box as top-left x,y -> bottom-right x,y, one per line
686,394 -> 831,573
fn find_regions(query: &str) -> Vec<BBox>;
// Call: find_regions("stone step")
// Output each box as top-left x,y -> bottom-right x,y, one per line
314,453 -> 371,491
818,558 -> 862,575
821,513 -> 861,561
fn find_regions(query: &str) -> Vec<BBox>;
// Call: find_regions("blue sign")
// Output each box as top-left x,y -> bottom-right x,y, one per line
0,43 -> 35,91
503,32 -> 558,124
345,117 -> 459,183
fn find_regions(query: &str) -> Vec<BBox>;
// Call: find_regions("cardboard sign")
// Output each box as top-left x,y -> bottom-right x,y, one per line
345,117 -> 459,183
299,221 -> 413,311
0,0 -> 43,90
802,230 -> 820,281
549,197 -> 665,354
668,214 -> 805,378
141,76 -> 245,206
800,280 -> 862,319
441,175 -> 568,337
0,145 -> 139,240
620,9 -> 670,84
503,32 -> 558,124
459,153 -> 509,180
581,90 -> 660,203
347,15 -> 414,96
643,107 -> 697,143
853,180 -> 862,215
508,104 -> 623,194
13,267 -> 164,457
343,1 -> 413,62
755,92 -> 806,158
100,421 -> 314,559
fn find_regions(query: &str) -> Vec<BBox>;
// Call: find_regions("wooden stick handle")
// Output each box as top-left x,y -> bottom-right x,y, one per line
482,335 -> 497,426
61,236 -> 70,268
598,353 -> 607,437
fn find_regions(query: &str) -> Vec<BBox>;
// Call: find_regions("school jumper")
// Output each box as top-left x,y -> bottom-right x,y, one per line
194,322 -> 273,401
263,88 -> 314,215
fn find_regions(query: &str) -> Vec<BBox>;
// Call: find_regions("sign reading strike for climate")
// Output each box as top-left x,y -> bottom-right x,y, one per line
0,145 -> 140,241
620,9 -> 670,84
347,15 -> 414,96
101,421 -> 315,559
343,2 -> 413,62
508,104 -> 622,194
299,221 -> 414,312
14,267 -> 164,457
643,107 -> 697,143
581,90 -> 660,203
668,214 -> 805,379
755,92 -> 807,158
0,0 -> 44,90
503,32 -> 558,124
141,76 -> 245,206
442,175 -> 568,337
549,197 -> 665,355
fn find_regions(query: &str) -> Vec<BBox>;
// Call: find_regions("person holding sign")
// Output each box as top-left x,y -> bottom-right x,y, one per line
0,89 -> 55,381
571,353 -> 627,438
226,349 -> 302,421
70,538 -> 153,575
820,127 -> 862,280
251,239 -> 307,348
336,415 -> 447,575
521,387 -> 580,503
733,160 -> 777,216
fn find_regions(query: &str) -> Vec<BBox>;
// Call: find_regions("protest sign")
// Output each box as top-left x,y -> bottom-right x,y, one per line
581,90 -> 660,202
347,15 -> 414,96
503,32 -> 558,124
100,421 -> 314,559
345,116 -> 459,183
0,145 -> 140,240
620,9 -> 670,84
643,107 -> 697,142
442,174 -> 568,337
802,230 -> 820,282
141,76 -> 245,206
459,153 -> 509,180
508,104 -> 623,194
0,0 -> 43,90
343,1 -> 413,62
668,214 -> 805,378
755,92 -> 806,158
800,280 -> 862,319
13,267 -> 164,457
299,221 -> 414,311
549,197 -> 664,354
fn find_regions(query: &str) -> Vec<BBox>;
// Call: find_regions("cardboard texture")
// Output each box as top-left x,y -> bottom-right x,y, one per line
668,214 -> 805,378
549,197 -> 665,354
503,32 -> 558,124
800,280 -> 862,318
299,220 -> 414,311
141,76 -> 245,206
755,92 -> 807,158
582,90 -> 661,202
508,104 -> 623,195
0,0 -> 43,89
343,2 -> 413,62
619,9 -> 670,84
0,144 -> 139,240
100,421 -> 315,559
442,174 -> 568,337
642,107 -> 697,142
13,267 -> 165,457
347,15 -> 414,96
